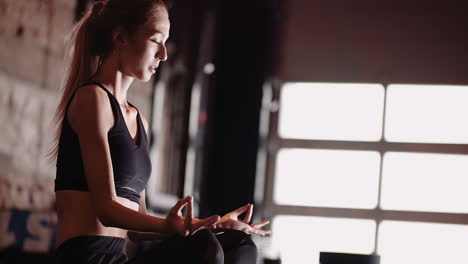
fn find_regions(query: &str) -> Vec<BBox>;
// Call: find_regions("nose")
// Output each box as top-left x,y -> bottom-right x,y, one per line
156,44 -> 168,61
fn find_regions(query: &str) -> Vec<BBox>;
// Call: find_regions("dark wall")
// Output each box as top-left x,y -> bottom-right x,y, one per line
278,0 -> 468,84
200,2 -> 277,216
181,0 -> 468,217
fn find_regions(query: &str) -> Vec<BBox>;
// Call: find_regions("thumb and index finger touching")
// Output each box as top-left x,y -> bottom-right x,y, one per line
237,204 -> 272,236
172,196 -> 219,234
171,195 -> 195,228
231,203 -> 254,223
184,196 -> 193,231
172,197 -> 270,235
171,195 -> 192,216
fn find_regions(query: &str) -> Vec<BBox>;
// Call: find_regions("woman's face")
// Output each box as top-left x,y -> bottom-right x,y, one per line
118,9 -> 170,82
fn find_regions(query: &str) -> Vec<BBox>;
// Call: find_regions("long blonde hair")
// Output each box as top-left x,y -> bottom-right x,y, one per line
49,0 -> 167,159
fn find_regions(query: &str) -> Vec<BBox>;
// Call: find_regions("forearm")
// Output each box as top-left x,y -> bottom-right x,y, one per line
98,200 -> 169,233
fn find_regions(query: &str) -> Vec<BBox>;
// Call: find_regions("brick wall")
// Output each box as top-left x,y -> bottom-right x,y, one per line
0,0 -> 154,205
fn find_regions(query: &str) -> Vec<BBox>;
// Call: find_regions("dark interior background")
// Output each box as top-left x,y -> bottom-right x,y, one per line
1,0 -> 468,262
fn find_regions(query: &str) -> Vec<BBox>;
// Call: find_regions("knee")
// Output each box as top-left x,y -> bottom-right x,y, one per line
219,231 -> 258,264
223,230 -> 257,253
191,230 -> 224,264
222,230 -> 257,249
238,235 -> 258,258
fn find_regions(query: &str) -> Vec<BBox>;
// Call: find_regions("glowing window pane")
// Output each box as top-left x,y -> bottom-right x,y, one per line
278,82 -> 384,141
272,216 -> 376,264
381,152 -> 468,213
378,221 -> 468,264
385,84 -> 468,143
274,149 -> 380,209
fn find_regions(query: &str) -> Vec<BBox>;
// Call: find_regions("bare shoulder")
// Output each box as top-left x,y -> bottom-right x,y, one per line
68,84 -> 114,135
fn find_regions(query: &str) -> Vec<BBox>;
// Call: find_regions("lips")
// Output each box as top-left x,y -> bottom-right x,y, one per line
149,66 -> 157,73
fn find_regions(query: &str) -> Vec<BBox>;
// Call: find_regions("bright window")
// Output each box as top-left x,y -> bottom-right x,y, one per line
385,84 -> 468,143
378,221 -> 468,264
278,83 -> 385,141
381,152 -> 468,213
275,148 -> 380,209
264,82 -> 468,263
273,216 -> 376,264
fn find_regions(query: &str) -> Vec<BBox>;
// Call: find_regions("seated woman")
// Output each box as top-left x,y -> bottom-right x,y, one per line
52,0 -> 270,263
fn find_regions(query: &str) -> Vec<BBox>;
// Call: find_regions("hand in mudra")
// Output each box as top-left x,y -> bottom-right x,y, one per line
214,204 -> 271,236
164,196 -> 220,237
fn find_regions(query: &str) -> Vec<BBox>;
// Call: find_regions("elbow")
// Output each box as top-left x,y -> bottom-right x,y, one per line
94,202 -> 117,227
97,213 -> 114,227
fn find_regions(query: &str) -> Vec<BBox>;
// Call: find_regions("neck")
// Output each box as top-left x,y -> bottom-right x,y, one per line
92,56 -> 134,107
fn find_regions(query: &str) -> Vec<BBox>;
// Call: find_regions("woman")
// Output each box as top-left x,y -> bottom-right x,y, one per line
52,0 -> 271,263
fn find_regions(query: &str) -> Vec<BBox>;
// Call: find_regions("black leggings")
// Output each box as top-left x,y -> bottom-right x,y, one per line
53,230 -> 257,264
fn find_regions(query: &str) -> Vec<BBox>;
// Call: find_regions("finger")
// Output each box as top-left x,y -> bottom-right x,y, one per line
184,196 -> 194,232
192,215 -> 220,233
171,196 -> 191,216
250,220 -> 270,228
193,221 -> 218,235
243,204 -> 253,223
247,226 -> 272,236
232,204 -> 251,217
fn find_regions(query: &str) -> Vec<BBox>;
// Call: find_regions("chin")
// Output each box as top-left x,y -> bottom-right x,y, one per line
141,74 -> 153,82
134,72 -> 152,82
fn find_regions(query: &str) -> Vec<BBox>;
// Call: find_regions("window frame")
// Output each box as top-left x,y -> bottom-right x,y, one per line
259,81 -> 468,253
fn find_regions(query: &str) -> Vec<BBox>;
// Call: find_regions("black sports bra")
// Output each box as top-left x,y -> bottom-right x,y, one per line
55,82 -> 152,204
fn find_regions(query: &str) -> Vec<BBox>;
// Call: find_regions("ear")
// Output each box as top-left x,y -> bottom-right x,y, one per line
112,26 -> 129,46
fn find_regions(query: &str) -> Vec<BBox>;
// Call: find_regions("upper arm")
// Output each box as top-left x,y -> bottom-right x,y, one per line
137,114 -> 149,215
68,85 -> 117,221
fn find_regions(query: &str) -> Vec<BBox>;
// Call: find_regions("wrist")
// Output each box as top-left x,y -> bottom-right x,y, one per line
162,218 -> 173,234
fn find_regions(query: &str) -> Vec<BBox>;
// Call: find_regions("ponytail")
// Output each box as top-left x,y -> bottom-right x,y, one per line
48,7 -> 98,160
48,0 -> 167,160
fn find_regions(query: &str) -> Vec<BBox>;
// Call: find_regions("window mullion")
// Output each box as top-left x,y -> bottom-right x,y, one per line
277,139 -> 468,155
270,204 -> 468,225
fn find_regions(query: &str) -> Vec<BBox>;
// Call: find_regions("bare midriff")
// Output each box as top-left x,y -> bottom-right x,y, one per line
55,190 -> 139,248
